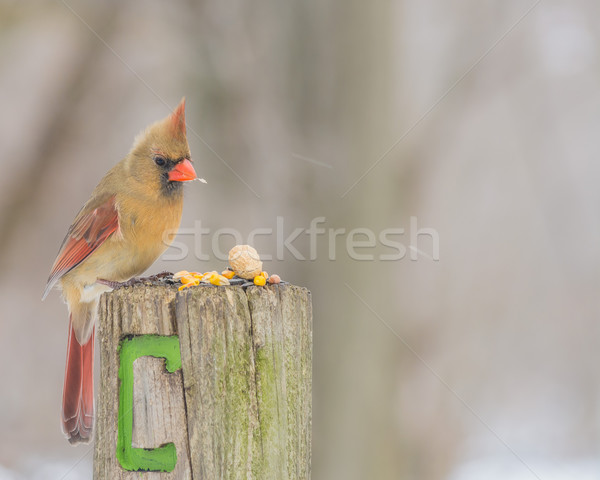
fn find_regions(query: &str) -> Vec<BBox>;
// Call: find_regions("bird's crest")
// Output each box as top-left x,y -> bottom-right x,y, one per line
169,98 -> 186,139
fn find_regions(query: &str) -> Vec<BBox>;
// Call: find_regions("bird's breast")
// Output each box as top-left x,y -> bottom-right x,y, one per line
117,196 -> 183,269
69,195 -> 184,284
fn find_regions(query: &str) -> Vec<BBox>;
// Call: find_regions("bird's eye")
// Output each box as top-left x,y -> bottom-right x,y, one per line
154,156 -> 166,167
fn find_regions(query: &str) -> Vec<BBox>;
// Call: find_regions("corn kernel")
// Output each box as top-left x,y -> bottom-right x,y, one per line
199,272 -> 214,283
210,274 -> 231,286
173,270 -> 190,280
178,279 -> 199,291
221,269 -> 235,279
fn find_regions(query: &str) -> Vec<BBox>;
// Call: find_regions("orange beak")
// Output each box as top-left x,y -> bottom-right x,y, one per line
168,159 -> 197,182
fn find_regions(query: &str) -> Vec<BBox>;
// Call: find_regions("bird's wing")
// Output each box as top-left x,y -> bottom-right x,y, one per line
43,195 -> 119,299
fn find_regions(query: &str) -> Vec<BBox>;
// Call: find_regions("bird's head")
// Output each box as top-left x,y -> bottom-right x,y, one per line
127,98 -> 198,198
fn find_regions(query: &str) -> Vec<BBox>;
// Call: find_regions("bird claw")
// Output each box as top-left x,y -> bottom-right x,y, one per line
96,272 -> 173,290
96,278 -> 138,289
145,271 -> 173,281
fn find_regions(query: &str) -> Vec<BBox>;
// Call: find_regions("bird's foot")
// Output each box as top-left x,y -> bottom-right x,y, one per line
97,272 -> 173,289
144,271 -> 173,281
96,278 -> 139,289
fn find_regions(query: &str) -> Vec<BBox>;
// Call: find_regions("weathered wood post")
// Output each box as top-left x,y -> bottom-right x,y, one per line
93,282 -> 312,479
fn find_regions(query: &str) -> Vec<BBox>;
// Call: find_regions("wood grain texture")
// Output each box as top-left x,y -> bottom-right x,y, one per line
94,285 -> 192,480
94,283 -> 312,480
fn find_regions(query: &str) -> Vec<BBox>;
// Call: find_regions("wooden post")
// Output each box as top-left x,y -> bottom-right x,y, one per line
93,283 -> 312,480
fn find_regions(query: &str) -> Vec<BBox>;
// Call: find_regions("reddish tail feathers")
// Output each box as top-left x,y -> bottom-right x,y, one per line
62,317 -> 95,444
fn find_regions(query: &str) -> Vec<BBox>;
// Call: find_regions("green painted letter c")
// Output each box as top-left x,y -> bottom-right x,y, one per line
116,335 -> 182,472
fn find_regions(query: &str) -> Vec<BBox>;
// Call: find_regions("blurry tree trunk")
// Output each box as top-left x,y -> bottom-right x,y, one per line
0,3 -> 119,266
301,2 -> 411,479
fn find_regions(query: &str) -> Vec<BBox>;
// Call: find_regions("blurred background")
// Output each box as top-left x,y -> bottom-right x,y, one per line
1,0 -> 599,478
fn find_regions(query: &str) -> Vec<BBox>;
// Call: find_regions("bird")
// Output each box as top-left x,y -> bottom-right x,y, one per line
43,98 -> 198,444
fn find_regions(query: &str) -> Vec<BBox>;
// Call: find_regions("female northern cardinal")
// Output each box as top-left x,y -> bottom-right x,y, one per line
43,99 -> 198,444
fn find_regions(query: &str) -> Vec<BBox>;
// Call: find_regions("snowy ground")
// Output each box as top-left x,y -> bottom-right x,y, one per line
2,455 -> 599,480
0,457 -> 91,480
448,456 -> 600,480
